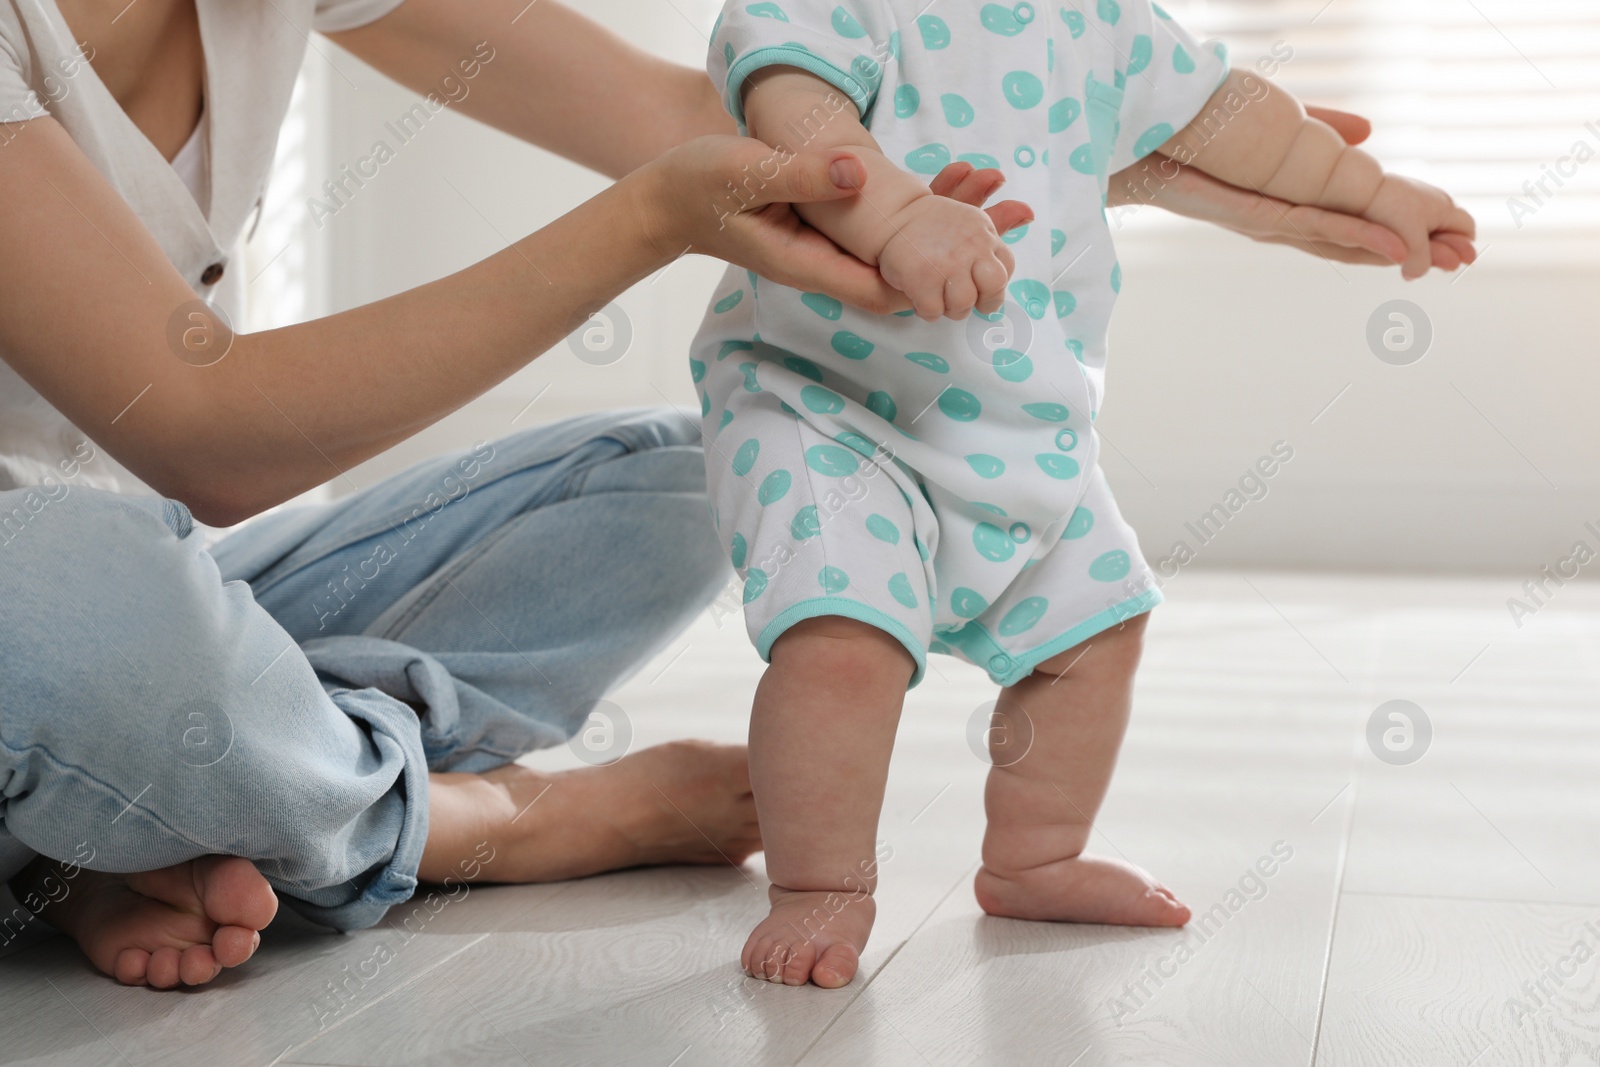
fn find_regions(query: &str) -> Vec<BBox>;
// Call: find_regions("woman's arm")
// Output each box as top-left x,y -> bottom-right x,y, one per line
0,118 -> 885,526
326,0 -> 733,179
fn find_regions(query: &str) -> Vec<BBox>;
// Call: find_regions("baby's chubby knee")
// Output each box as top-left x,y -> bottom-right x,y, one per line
768,615 -> 917,687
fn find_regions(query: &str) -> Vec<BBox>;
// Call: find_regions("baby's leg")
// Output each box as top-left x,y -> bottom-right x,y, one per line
743,615 -> 915,987
974,612 -> 1189,925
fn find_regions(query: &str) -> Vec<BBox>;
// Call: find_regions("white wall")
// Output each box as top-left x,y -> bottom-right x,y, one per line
1105,226 -> 1600,577
309,0 -> 725,485
301,0 -> 1600,577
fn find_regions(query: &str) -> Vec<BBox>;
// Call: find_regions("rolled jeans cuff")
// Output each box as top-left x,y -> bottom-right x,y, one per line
278,685 -> 430,931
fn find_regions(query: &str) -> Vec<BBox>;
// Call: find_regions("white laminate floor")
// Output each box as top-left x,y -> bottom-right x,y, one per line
4,570 -> 1599,1067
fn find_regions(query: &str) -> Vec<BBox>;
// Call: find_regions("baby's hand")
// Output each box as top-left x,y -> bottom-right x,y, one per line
1363,174 -> 1477,281
877,194 -> 1015,320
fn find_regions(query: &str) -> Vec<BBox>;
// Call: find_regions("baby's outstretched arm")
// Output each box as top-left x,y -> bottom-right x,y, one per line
1157,71 -> 1476,279
741,67 -> 1017,320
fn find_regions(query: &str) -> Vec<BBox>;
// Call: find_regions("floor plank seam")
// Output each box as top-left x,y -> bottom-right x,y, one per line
1308,763 -> 1362,1067
792,860 -> 981,1066
1340,888 -> 1600,909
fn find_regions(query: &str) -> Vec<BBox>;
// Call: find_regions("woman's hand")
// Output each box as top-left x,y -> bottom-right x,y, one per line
1109,106 -> 1476,272
630,136 -> 1032,314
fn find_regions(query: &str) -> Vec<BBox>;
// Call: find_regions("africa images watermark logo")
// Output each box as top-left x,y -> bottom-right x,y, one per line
1505,120 -> 1600,229
306,42 -> 497,229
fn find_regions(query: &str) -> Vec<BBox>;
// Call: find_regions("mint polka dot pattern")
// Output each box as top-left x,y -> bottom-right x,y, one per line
1048,96 -> 1081,132
941,93 -> 976,127
758,469 -> 792,505
801,384 -> 846,414
792,505 -> 823,539
951,587 -> 989,617
732,438 -> 761,476
785,355 -> 825,381
1009,279 -> 1050,319
1002,70 -> 1045,109
830,331 -> 875,360
895,83 -> 920,117
906,351 -> 949,372
966,453 -> 1006,479
1063,507 -> 1094,540
801,292 -> 844,320
805,444 -> 860,476
694,0 -> 1223,683
832,5 -> 867,36
905,143 -> 952,173
865,390 -> 898,421
866,514 -> 901,543
999,596 -> 1049,636
938,387 -> 983,421
1088,550 -> 1131,582
981,3 -> 1029,36
917,13 -> 950,49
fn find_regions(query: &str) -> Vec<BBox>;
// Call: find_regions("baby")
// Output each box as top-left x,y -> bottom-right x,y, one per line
690,0 -> 1474,987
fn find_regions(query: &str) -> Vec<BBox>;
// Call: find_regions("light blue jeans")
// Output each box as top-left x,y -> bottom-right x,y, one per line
0,409 -> 728,930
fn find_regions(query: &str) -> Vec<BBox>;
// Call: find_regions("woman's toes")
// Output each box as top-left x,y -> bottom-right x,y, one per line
211,925 -> 261,969
811,943 -> 860,989
114,948 -> 151,986
193,856 -> 279,930
179,944 -> 222,986
147,946 -> 183,990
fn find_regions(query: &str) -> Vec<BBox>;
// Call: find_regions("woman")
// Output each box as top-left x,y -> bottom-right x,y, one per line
0,0 -> 1430,990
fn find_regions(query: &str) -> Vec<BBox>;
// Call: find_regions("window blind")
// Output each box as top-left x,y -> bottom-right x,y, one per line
1136,0 -> 1600,242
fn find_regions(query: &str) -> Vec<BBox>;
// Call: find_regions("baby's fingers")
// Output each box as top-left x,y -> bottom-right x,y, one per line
1434,230 -> 1477,265
903,264 -> 948,321
1444,202 -> 1477,241
1428,238 -> 1462,272
1395,221 -> 1434,280
973,256 -> 1009,315
944,271 -> 979,320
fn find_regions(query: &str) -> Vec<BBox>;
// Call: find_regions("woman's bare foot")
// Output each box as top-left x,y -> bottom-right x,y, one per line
420,740 -> 762,884
742,885 -> 876,988
974,854 -> 1190,926
10,854 -> 279,988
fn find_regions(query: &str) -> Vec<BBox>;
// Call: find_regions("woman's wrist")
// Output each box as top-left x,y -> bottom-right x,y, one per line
618,149 -> 694,270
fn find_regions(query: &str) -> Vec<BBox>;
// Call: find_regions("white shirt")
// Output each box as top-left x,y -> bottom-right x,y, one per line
0,0 -> 406,496
171,107 -> 209,216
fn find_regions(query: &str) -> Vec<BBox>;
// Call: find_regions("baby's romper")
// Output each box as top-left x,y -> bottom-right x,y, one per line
692,0 -> 1229,685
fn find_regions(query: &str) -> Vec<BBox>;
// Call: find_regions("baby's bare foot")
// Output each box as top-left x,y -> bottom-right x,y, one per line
974,854 -> 1190,927
12,854 -> 278,988
422,740 -> 762,884
742,885 -> 876,988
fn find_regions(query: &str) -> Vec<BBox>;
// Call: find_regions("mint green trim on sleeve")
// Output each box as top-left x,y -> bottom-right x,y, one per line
754,596 -> 928,688
725,45 -> 879,126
